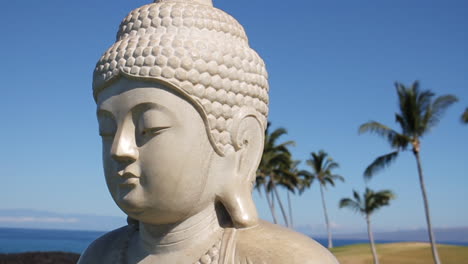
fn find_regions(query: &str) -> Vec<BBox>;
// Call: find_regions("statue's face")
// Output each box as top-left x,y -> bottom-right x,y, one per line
96,78 -> 216,224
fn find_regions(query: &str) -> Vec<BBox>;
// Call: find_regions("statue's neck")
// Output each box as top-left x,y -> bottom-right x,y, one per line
137,205 -> 223,253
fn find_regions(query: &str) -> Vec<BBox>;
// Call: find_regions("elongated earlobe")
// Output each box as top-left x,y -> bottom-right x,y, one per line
218,181 -> 258,228
217,111 -> 264,228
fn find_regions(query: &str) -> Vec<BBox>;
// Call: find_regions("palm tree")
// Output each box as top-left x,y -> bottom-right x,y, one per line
255,170 -> 278,223
462,108 -> 468,123
269,169 -> 290,227
302,150 -> 344,249
340,188 -> 395,264
359,81 -> 458,264
256,123 -> 295,226
276,159 -> 301,228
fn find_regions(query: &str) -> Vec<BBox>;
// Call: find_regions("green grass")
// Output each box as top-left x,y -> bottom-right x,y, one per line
330,242 -> 468,264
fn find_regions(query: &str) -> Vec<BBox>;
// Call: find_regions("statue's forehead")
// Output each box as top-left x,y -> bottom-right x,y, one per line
96,78 -> 175,105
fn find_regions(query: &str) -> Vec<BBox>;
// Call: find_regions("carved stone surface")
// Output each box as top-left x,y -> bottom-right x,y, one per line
79,0 -> 339,263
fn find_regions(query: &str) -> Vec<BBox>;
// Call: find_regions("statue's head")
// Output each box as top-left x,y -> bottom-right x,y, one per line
93,0 -> 269,228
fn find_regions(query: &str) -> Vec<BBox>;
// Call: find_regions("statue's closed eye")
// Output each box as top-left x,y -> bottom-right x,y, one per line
137,108 -> 173,138
141,126 -> 170,136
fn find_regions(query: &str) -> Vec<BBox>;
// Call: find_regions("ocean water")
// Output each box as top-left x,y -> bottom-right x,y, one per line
0,228 -> 105,254
0,227 -> 466,254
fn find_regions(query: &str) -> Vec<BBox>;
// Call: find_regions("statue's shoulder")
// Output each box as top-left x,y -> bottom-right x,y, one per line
233,220 -> 339,264
77,225 -> 130,264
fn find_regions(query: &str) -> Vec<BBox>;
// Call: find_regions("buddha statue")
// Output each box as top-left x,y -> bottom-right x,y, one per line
78,0 -> 339,263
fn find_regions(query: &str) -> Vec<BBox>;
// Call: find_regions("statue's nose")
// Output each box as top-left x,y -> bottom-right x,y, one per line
111,127 -> 139,163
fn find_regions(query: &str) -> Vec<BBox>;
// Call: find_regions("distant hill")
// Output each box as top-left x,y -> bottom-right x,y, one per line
294,225 -> 468,243
0,209 -> 126,231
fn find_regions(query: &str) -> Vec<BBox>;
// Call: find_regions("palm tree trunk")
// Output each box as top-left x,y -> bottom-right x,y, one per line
320,184 -> 333,248
271,190 -> 276,220
287,191 -> 294,228
366,214 -> 379,264
264,184 -> 278,224
272,180 -> 289,227
414,151 -> 441,264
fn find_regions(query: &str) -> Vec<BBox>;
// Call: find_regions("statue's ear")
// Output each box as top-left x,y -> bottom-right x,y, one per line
217,108 -> 264,228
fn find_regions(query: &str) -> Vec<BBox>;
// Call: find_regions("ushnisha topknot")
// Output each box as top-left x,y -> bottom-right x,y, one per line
93,0 -> 269,155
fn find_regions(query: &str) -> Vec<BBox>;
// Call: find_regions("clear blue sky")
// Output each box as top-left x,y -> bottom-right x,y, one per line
1,0 -> 467,235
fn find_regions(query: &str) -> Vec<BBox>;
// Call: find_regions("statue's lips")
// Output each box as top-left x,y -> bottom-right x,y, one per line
118,171 -> 140,187
119,177 -> 139,187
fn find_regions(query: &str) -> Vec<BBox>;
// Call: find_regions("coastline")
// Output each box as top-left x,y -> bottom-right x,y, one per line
1,227 -> 467,254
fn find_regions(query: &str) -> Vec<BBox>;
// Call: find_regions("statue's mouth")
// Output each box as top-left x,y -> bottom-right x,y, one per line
119,177 -> 139,187
118,171 -> 140,187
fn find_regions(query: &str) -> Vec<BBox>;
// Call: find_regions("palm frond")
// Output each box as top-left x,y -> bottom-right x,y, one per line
396,81 -> 416,115
391,132 -> 410,150
462,108 -> 468,124
324,177 -> 335,187
417,90 -> 435,116
305,158 -> 319,173
359,121 -> 408,149
425,95 -> 458,131
276,140 -> 296,148
395,114 -> 410,136
339,198 -> 362,213
297,178 -> 312,194
298,169 -> 314,179
309,151 -> 326,173
359,121 -> 393,136
365,189 -> 396,214
340,188 -> 395,216
254,172 -> 268,198
323,158 -> 339,172
326,162 -> 340,171
331,174 -> 345,182
364,151 -> 399,179
268,127 -> 288,144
